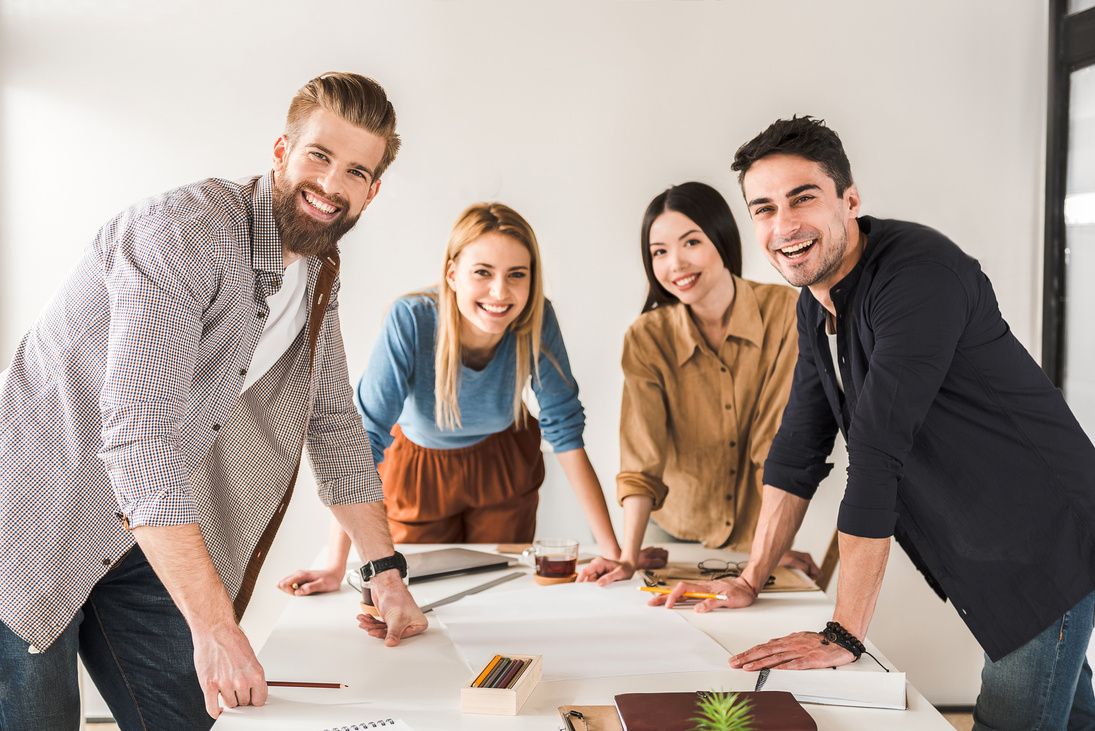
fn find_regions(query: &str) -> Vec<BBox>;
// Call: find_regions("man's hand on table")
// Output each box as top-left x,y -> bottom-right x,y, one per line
646,578 -> 757,612
192,622 -> 268,719
730,630 -> 856,670
355,570 -> 427,646
276,567 -> 343,596
636,545 -> 669,569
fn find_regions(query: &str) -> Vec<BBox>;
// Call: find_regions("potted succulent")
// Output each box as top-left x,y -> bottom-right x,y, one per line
691,691 -> 755,731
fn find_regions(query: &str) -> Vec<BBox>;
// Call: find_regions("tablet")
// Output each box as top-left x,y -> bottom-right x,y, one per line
406,547 -> 516,583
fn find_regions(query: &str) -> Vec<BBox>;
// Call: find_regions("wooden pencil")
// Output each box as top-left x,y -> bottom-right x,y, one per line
267,681 -> 346,689
472,654 -> 503,687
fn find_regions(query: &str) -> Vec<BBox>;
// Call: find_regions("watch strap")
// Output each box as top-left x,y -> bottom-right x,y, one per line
359,551 -> 408,581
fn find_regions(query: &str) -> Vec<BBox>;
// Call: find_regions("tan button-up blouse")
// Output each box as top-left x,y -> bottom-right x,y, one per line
617,276 -> 799,549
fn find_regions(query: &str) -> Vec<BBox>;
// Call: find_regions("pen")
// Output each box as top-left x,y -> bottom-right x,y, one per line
267,681 -> 346,689
639,586 -> 728,601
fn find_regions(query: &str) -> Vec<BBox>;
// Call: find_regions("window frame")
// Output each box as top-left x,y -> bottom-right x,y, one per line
1042,0 -> 1095,384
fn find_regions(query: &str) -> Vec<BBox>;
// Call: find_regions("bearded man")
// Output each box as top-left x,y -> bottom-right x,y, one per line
0,72 -> 426,731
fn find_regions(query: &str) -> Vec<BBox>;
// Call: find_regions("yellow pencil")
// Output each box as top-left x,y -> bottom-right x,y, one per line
639,586 -> 728,601
472,654 -> 503,687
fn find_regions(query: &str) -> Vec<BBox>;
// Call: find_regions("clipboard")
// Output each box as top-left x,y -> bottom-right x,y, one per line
557,705 -> 623,731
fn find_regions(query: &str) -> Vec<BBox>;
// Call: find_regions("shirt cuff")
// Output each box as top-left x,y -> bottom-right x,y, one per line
318,468 -> 385,506
762,460 -> 833,500
617,471 -> 669,510
545,435 -> 584,454
120,488 -> 199,529
837,502 -> 898,539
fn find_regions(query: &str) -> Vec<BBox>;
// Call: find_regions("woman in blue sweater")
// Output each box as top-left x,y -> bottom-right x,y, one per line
279,203 -> 621,595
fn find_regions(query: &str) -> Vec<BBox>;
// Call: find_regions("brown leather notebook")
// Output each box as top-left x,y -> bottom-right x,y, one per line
613,690 -> 816,731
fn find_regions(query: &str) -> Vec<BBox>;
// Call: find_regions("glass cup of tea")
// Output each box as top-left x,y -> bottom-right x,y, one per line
523,539 -> 579,584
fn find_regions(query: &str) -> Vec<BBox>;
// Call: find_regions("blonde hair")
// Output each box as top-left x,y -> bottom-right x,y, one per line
434,203 -> 551,431
285,72 -> 401,179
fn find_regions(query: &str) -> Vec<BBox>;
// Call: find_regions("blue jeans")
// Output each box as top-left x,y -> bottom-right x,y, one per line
0,545 -> 211,731
973,590 -> 1095,731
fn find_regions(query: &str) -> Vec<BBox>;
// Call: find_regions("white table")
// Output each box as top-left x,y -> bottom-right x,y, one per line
212,544 -> 954,730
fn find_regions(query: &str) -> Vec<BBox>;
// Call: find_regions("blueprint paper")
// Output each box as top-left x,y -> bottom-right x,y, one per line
433,579 -> 730,681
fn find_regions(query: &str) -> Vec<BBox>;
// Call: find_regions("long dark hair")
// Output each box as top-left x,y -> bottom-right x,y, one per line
640,182 -> 743,313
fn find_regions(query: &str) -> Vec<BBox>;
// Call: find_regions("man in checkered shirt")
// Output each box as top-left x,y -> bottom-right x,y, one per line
0,73 -> 427,730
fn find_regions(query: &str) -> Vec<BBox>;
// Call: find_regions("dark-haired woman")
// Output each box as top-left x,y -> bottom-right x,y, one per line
579,182 -> 819,585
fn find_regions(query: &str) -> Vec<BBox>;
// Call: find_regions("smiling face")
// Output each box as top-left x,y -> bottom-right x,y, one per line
648,210 -> 733,309
271,107 -> 386,258
743,154 -> 862,296
445,232 -> 532,351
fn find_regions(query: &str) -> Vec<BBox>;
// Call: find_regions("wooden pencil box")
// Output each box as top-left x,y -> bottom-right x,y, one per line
460,653 -> 542,715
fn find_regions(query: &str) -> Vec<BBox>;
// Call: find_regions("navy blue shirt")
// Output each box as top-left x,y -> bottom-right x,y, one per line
764,216 -> 1095,661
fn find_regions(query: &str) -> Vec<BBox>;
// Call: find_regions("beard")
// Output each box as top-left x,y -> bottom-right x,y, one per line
773,226 -> 848,289
272,175 -> 361,258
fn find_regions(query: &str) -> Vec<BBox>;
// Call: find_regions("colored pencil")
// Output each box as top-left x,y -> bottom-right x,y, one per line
501,658 -> 528,689
482,657 -> 512,688
267,681 -> 346,689
472,654 -> 503,687
639,586 -> 729,601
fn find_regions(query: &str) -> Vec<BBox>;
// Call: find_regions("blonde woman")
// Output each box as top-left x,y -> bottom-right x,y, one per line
279,203 -> 621,595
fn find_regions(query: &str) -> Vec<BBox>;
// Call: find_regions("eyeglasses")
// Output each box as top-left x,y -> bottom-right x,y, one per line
697,558 -> 747,579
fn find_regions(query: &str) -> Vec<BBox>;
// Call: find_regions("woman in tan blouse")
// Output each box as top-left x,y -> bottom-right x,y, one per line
578,182 -> 820,585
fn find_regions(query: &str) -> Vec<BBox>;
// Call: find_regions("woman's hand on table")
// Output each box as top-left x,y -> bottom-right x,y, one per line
276,567 -> 343,596
729,630 -> 856,670
577,546 -> 668,586
778,550 -> 821,581
646,578 -> 757,612
577,556 -> 636,585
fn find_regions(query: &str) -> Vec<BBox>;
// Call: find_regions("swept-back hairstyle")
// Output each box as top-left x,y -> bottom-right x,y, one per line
731,115 -> 853,196
284,72 -> 401,179
640,182 -> 743,313
435,203 -> 546,431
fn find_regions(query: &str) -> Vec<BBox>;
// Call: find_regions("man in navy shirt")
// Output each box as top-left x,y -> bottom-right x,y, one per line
658,116 -> 1095,730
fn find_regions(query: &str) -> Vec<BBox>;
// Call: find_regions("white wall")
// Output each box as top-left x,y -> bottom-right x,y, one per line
1,0 -> 1049,707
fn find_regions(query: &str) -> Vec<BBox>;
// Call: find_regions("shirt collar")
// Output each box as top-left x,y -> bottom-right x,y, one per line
250,170 -> 285,277
671,274 -> 766,367
818,215 -> 878,330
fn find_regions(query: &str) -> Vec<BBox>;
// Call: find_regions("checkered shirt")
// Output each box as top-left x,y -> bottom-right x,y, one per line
0,172 -> 384,651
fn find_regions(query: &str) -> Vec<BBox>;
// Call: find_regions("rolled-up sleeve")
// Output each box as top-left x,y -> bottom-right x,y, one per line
838,262 -> 969,538
98,215 -> 214,528
746,297 -> 799,497
616,326 -> 670,508
763,296 -> 839,501
531,302 -> 585,453
307,289 -> 385,506
353,297 -> 420,466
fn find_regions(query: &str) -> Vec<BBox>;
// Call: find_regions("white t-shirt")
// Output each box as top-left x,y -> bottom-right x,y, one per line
242,257 -> 308,392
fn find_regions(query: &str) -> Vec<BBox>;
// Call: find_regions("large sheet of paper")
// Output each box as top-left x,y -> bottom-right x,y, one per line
432,579 -> 730,681
759,659 -> 907,709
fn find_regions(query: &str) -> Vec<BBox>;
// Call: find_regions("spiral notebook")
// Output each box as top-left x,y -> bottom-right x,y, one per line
317,720 -> 413,730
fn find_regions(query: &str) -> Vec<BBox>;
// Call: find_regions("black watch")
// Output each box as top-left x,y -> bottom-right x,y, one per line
358,551 -> 408,583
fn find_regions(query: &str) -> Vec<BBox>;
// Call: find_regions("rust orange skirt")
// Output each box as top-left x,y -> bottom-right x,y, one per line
378,419 -> 546,543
